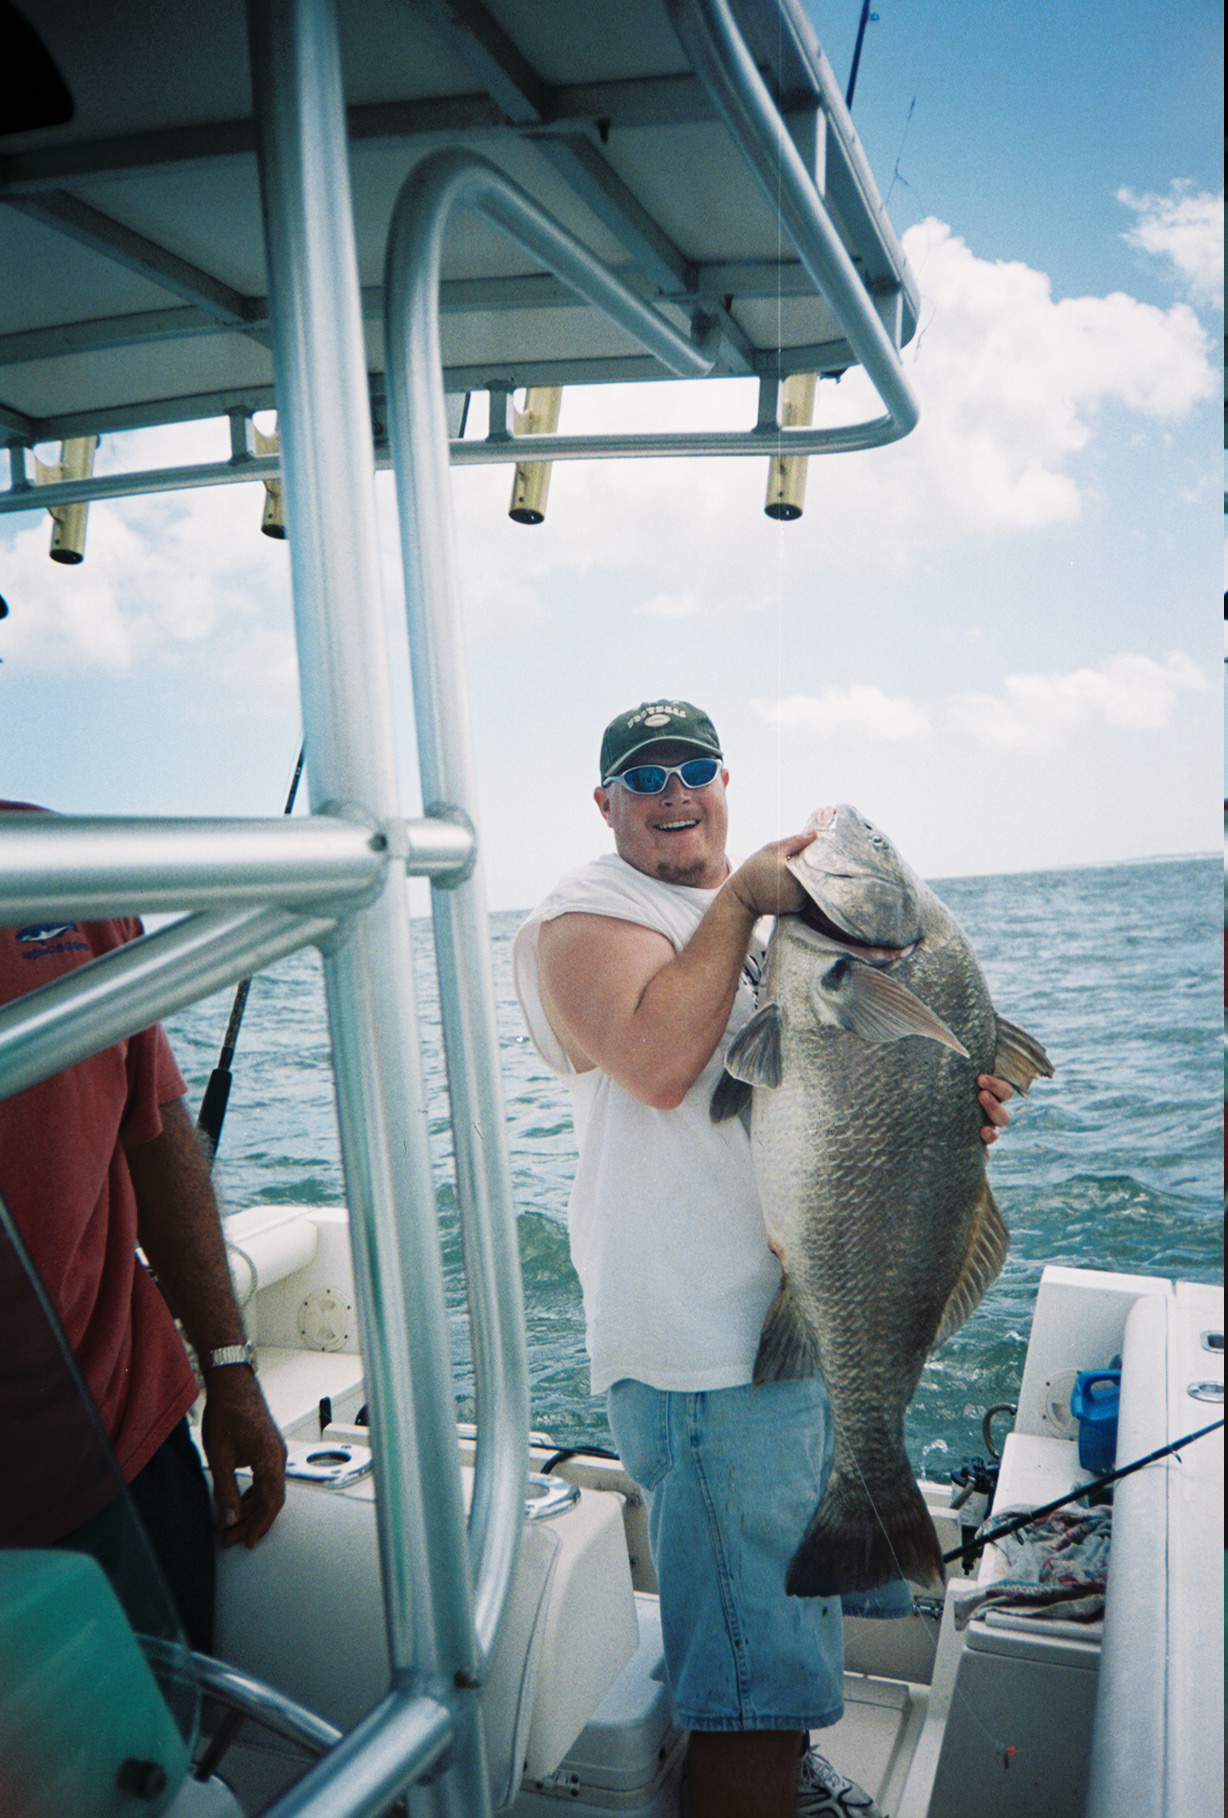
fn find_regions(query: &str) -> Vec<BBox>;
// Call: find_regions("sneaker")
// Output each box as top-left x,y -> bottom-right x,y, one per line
796,1747 -> 885,1817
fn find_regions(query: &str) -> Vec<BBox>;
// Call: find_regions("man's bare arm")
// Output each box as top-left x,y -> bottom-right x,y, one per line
125,1098 -> 286,1548
538,829 -> 1018,1139
538,835 -> 814,1109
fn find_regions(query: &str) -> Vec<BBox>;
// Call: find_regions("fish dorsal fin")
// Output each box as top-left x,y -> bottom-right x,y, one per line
753,1275 -> 822,1384
992,1015 -> 1055,1094
818,958 -> 969,1057
724,1001 -> 784,1087
933,1177 -> 1010,1348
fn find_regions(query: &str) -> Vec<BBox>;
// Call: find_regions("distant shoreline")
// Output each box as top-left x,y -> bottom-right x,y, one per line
927,849 -> 1220,888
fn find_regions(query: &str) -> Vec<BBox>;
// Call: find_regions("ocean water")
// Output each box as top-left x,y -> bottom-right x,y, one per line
166,855 -> 1224,1478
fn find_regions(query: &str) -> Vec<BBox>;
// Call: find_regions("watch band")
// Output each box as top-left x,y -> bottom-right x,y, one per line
204,1342 -> 257,1372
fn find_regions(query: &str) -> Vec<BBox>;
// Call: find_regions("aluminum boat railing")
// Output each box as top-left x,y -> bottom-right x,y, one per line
0,0 -> 920,1809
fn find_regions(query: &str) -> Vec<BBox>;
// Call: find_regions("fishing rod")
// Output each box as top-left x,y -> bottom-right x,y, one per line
845,0 -> 879,108
195,744 -> 305,1160
942,1416 -> 1224,1568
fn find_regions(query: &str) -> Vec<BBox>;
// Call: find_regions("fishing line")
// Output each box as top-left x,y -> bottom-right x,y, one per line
815,1401 -> 1018,1766
846,1438 -> 1018,1770
883,97 -> 916,213
772,1 -> 785,842
745,16 -> 1012,1774
820,1372 -> 1030,1767
840,1421 -> 913,1586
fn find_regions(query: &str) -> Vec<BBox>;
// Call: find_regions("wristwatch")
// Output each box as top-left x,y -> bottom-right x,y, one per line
204,1342 -> 257,1373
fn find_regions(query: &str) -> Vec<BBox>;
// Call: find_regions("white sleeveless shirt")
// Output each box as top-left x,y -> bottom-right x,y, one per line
513,852 -> 781,1394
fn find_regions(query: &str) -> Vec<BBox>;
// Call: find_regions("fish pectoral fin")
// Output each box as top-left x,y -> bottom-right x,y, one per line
710,1070 -> 753,1125
711,1001 -> 783,1121
933,1177 -> 1010,1347
724,1001 -> 784,1087
818,958 -> 969,1056
992,1015 -> 1055,1093
753,1276 -> 822,1383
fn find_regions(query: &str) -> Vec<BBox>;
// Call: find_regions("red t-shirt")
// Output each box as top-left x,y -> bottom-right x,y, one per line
0,882 -> 199,1487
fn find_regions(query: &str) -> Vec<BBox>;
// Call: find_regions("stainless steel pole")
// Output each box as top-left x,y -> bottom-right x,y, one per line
0,813 -> 386,920
386,154 -> 586,1675
247,0 -> 487,1810
380,145 -> 741,1671
668,0 -> 920,442
0,413 -> 910,524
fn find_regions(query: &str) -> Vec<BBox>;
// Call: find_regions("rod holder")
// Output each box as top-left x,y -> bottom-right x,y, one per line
254,422 -> 286,537
764,372 -> 817,520
508,386 -> 562,523
38,436 -> 99,562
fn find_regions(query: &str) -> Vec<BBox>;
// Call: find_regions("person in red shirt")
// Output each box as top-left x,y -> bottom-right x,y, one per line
0,805 -> 286,1651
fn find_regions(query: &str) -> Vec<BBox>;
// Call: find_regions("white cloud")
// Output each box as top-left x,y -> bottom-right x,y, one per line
1118,184 -> 1224,304
949,650 -> 1209,752
0,481 -> 297,705
439,214 -> 1219,624
754,686 -> 933,741
638,592 -> 701,618
4,210 -> 1217,691
841,219 -> 1217,549
756,648 -> 1211,765
98,419 -> 235,474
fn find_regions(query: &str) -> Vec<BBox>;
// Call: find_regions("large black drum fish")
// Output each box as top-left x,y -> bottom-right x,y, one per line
713,805 -> 1053,1597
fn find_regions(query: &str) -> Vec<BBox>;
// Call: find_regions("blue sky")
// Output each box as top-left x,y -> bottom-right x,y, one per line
0,0 -> 1222,913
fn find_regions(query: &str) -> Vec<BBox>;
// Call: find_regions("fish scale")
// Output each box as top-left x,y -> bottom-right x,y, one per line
712,805 -> 1052,1597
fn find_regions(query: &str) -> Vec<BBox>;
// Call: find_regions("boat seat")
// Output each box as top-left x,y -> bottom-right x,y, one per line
213,1467 -> 637,1813
222,1206 -> 320,1305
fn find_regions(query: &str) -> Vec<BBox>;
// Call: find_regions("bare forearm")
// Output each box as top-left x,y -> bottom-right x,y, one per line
539,835 -> 813,1111
609,834 -> 816,1103
126,1096 -> 246,1357
621,879 -> 760,1105
126,1095 -> 286,1545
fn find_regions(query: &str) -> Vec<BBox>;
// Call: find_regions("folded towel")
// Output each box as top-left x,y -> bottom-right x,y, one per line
952,1505 -> 1112,1630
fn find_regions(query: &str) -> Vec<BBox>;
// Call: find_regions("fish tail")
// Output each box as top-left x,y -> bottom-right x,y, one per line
786,1469 -> 945,1599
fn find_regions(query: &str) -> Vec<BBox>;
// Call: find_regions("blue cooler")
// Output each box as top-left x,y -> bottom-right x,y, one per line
1070,1370 -> 1121,1474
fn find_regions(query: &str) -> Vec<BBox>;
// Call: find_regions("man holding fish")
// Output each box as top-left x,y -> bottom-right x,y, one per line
513,701 -> 1026,1818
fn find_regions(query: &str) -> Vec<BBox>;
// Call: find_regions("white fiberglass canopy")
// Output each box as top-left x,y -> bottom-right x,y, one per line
0,0 -> 918,457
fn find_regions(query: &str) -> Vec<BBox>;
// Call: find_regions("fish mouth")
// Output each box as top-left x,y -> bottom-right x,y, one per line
796,895 -> 919,966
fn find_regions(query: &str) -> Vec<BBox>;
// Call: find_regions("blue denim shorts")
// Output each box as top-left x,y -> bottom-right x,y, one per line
606,1377 -> 845,1732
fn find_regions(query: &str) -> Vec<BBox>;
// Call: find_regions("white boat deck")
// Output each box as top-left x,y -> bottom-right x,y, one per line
202,1210 -> 1225,1817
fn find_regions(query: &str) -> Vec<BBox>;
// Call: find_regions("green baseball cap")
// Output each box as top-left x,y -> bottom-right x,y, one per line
599,701 -> 722,781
